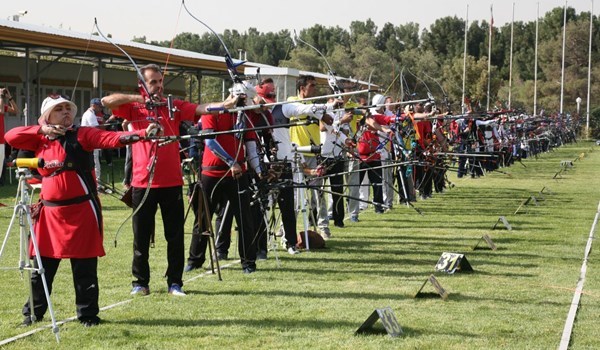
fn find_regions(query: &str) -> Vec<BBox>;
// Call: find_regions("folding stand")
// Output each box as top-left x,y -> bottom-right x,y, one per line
0,169 -> 59,341
292,151 -> 311,250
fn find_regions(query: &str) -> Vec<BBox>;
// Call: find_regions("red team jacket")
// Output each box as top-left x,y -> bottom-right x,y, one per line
5,125 -> 145,258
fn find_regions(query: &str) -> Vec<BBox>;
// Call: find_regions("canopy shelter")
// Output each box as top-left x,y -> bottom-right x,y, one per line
0,18 -> 264,125
0,19 -> 374,127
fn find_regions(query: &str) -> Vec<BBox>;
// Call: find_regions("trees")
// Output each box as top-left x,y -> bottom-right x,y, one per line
151,6 -> 597,130
421,16 -> 466,63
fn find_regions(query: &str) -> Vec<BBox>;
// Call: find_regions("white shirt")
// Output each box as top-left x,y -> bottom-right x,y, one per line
320,111 -> 347,158
271,103 -> 326,162
81,108 -> 99,127
378,109 -> 395,160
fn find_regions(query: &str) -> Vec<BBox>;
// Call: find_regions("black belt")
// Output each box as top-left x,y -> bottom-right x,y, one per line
42,194 -> 93,207
202,165 -> 229,171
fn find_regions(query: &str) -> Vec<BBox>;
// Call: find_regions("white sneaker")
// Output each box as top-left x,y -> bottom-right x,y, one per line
168,284 -> 186,297
287,246 -> 300,255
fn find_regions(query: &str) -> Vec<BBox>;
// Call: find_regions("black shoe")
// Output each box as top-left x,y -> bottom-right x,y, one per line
242,266 -> 256,274
79,316 -> 101,327
256,250 -> 267,260
184,264 -> 202,272
334,221 -> 344,228
21,315 -> 43,327
216,252 -> 228,260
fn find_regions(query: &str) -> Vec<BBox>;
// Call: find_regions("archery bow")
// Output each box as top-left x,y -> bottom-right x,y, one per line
93,19 -> 162,247
182,0 -> 262,262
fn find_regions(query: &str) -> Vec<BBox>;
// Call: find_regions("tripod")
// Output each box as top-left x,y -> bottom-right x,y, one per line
192,180 -> 222,280
292,150 -> 312,250
249,182 -> 281,266
0,169 -> 59,342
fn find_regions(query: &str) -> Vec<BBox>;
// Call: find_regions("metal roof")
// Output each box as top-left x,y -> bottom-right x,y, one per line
0,18 -> 264,77
0,18 -> 375,87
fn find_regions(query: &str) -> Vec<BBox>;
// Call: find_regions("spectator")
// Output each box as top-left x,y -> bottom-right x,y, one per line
0,87 -> 19,185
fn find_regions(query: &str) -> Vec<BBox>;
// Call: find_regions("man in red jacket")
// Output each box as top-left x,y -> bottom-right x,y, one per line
102,64 -> 236,296
352,94 -> 395,217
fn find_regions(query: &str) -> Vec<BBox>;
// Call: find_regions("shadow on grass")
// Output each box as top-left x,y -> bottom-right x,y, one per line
108,318 -> 481,339
108,316 -> 359,329
195,288 -> 417,301
328,241 -> 473,252
456,270 -> 537,278
483,251 -> 542,259
464,258 -> 538,269
449,293 -> 567,306
342,234 -> 483,242
102,205 -> 131,211
354,220 -> 559,232
355,325 -> 481,339
259,266 -> 431,278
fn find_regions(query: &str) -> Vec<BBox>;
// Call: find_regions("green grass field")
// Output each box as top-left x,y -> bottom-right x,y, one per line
0,142 -> 598,349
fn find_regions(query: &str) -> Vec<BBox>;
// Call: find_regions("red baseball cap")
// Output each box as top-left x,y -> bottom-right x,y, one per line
255,83 -> 276,103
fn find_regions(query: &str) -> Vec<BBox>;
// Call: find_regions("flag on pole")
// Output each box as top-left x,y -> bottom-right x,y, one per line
486,4 -> 493,111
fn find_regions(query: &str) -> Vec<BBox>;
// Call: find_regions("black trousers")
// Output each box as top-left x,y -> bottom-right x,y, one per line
358,160 -> 384,212
187,174 -> 257,269
415,152 -> 433,197
276,165 -> 298,247
23,256 -> 99,321
456,143 -> 469,178
433,159 -> 446,193
132,186 -> 184,288
186,182 -> 212,267
187,191 -> 235,265
212,164 -> 298,253
325,158 -> 346,225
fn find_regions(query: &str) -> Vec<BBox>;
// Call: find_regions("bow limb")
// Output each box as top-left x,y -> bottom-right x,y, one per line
419,70 -> 453,113
94,18 -> 153,100
404,68 -> 436,106
113,146 -> 158,247
182,3 -> 254,261
181,0 -> 243,84
292,30 -> 346,95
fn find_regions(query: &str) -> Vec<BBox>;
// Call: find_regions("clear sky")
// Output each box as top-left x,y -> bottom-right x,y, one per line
4,0 -> 595,42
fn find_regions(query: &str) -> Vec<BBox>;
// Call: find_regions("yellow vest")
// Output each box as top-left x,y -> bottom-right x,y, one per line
288,96 -> 320,148
344,100 -> 363,137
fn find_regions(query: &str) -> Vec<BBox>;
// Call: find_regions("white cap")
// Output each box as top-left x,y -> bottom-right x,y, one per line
38,95 -> 77,125
241,81 -> 257,99
372,94 -> 386,106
